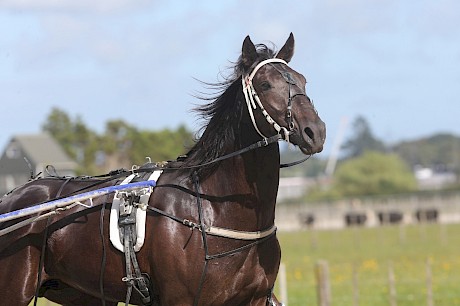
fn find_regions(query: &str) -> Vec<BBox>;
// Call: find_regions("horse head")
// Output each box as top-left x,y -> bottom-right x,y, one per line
240,33 -> 326,155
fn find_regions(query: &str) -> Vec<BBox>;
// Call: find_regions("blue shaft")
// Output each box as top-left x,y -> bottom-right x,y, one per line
0,180 -> 156,223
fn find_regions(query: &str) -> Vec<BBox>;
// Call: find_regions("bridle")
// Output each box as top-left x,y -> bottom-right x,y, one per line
242,58 -> 308,144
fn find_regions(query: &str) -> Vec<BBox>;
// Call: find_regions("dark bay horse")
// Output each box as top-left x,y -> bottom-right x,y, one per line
0,33 -> 325,305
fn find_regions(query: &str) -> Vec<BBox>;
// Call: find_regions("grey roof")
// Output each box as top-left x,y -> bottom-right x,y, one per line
12,133 -> 77,167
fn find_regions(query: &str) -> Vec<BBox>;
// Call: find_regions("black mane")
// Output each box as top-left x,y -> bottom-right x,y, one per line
181,43 -> 277,177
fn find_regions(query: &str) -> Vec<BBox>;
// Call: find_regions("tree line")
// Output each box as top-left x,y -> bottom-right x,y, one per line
42,108 -> 459,198
281,115 -> 460,200
42,108 -> 194,175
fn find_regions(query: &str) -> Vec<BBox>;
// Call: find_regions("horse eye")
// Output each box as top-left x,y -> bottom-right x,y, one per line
259,81 -> 271,91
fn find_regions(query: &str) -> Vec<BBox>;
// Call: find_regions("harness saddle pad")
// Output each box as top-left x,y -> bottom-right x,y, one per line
109,171 -> 162,252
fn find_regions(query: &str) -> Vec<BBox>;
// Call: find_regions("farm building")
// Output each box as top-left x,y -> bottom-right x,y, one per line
0,134 -> 77,195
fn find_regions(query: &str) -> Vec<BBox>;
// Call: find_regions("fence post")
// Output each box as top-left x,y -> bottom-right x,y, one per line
315,260 -> 331,306
352,263 -> 359,306
278,262 -> 288,306
388,261 -> 397,306
426,258 -> 434,306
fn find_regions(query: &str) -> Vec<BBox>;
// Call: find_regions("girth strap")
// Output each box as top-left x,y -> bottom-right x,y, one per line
206,224 -> 276,240
119,207 -> 151,305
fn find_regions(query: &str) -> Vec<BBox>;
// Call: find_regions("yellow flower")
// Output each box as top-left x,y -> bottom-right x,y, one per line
361,259 -> 379,271
442,262 -> 451,271
294,269 -> 303,280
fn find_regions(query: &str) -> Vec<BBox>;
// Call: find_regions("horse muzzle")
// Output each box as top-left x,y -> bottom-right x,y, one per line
289,119 -> 326,154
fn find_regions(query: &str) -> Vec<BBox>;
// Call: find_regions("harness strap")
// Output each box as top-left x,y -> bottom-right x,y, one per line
120,199 -> 151,305
122,226 -> 134,305
280,155 -> 312,168
0,210 -> 58,237
205,230 -> 277,261
99,202 -> 108,306
192,171 -> 208,306
166,134 -> 283,171
146,205 -> 276,241
206,224 -> 276,240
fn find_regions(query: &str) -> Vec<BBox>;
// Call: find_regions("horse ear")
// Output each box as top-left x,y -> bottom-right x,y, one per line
276,33 -> 295,63
241,35 -> 258,70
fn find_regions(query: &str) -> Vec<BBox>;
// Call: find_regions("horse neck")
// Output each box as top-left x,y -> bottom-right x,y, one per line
243,142 -> 281,228
207,130 -> 281,230
188,84 -> 282,229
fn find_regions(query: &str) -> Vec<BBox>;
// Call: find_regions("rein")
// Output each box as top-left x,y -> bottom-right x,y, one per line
153,133 -> 311,171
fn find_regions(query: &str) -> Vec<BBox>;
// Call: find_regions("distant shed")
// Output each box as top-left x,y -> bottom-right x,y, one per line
0,134 -> 77,194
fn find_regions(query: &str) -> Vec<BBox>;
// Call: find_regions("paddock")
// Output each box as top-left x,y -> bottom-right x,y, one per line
276,222 -> 460,306
271,191 -> 460,305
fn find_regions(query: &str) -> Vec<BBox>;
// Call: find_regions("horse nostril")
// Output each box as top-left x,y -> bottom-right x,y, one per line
304,127 -> 314,140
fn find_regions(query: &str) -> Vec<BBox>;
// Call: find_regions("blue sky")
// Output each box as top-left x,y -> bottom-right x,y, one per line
1,0 -> 459,158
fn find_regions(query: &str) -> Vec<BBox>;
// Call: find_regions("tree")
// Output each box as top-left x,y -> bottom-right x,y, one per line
42,108 -> 78,159
307,151 -> 417,200
341,116 -> 385,158
42,108 -> 98,173
393,133 -> 460,171
100,119 -> 137,170
42,108 -> 194,175
332,151 -> 417,197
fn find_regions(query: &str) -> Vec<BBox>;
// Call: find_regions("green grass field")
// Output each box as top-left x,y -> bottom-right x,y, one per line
276,223 -> 460,306
31,223 -> 460,306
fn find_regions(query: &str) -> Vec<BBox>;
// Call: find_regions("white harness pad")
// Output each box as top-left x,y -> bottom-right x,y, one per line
109,171 -> 162,252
